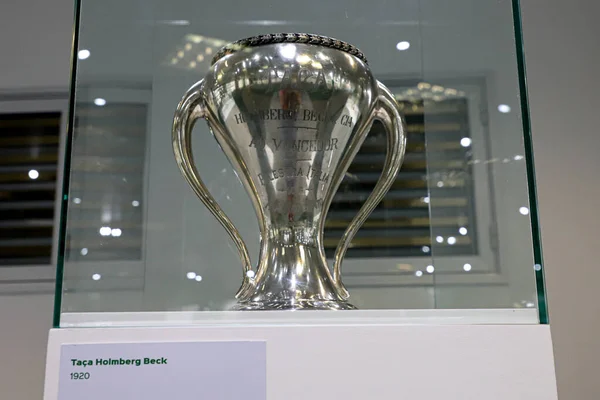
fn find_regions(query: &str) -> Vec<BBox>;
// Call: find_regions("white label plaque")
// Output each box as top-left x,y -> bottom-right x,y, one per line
58,341 -> 266,400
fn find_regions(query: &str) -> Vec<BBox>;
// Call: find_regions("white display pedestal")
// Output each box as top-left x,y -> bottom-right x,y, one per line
43,313 -> 558,400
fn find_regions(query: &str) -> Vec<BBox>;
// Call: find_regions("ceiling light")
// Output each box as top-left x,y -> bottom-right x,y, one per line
110,228 -> 122,237
498,104 -> 511,113
396,41 -> 410,51
78,49 -> 90,60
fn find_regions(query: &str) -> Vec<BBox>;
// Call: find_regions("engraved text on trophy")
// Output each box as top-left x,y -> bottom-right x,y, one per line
232,109 -> 354,128
231,108 -> 356,188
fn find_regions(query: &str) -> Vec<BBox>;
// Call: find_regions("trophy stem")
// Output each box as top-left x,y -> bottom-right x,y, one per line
233,239 -> 356,311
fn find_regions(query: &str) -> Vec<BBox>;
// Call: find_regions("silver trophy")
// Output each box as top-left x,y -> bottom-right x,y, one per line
173,33 -> 406,310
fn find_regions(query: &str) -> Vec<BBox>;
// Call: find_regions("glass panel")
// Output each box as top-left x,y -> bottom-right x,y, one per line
56,0 -> 546,326
419,0 -> 542,313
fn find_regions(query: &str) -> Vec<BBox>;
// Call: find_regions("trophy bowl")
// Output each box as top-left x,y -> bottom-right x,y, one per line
173,33 -> 406,310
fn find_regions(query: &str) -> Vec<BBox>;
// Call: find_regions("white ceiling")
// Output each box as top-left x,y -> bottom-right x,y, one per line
76,0 -> 520,87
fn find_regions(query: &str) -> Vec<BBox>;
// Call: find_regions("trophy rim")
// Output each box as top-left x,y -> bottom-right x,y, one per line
211,33 -> 368,66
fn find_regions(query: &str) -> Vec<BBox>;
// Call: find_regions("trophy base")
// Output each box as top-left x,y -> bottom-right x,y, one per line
231,299 -> 357,311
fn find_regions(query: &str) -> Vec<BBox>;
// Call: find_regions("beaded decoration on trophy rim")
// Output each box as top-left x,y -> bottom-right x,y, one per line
211,33 -> 368,65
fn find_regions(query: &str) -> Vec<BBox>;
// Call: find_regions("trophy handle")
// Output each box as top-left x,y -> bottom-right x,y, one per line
172,80 -> 254,296
332,81 -> 407,287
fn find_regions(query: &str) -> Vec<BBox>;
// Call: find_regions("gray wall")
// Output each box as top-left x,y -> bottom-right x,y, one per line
0,0 -> 598,399
0,0 -> 72,91
521,1 -> 600,398
0,0 -> 72,399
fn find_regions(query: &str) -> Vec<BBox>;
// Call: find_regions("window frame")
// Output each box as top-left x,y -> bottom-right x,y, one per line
57,86 -> 152,296
342,78 -> 506,288
0,94 -> 69,294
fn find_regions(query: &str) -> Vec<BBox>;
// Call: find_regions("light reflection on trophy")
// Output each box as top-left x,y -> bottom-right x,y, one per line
173,33 -> 406,310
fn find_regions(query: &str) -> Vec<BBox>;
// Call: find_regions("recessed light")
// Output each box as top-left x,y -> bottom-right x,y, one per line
78,49 -> 90,60
28,169 -> 39,180
519,207 -> 530,215
110,228 -> 122,237
460,137 -> 472,147
396,41 -> 410,51
498,104 -> 511,113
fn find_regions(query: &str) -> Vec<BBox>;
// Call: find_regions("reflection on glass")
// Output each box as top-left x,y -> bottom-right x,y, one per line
56,0 -> 546,324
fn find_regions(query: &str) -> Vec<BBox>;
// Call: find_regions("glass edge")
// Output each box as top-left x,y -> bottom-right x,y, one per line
50,2 -> 550,326
52,0 -> 82,329
511,0 -> 549,324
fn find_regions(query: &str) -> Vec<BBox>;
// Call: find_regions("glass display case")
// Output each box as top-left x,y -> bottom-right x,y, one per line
54,0 -> 547,327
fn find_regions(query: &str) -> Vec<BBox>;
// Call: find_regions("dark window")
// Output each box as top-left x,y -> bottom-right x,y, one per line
325,95 -> 477,259
0,112 -> 61,265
